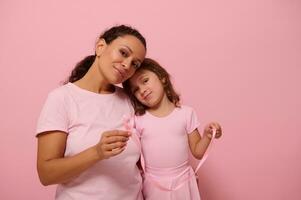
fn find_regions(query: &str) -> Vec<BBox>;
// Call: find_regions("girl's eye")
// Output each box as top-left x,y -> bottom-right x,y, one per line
143,78 -> 149,84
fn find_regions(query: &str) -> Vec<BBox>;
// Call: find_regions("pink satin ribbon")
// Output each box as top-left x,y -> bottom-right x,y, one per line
123,115 -> 145,171
122,114 -> 216,192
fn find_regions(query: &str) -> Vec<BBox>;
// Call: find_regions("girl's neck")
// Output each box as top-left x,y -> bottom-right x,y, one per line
74,62 -> 115,94
147,94 -> 175,117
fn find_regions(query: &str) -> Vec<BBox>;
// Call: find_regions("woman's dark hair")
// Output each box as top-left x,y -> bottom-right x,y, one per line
123,58 -> 180,116
65,25 -> 147,83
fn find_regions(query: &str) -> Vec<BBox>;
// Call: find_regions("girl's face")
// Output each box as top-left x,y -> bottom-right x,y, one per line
95,35 -> 146,84
129,69 -> 166,108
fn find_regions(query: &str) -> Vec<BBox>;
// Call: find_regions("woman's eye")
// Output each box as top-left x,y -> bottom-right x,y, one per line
133,62 -> 140,69
120,50 -> 128,57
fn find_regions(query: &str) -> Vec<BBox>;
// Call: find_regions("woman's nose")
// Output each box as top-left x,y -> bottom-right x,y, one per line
122,58 -> 132,70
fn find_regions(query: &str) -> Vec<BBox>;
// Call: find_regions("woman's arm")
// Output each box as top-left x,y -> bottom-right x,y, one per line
37,130 -> 130,185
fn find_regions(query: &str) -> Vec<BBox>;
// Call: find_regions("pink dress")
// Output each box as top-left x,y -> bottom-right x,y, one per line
135,106 -> 201,200
36,83 -> 143,200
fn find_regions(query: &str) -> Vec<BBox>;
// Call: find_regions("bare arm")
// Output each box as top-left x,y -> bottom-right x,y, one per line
188,122 -> 222,160
37,130 -> 130,186
188,129 -> 211,159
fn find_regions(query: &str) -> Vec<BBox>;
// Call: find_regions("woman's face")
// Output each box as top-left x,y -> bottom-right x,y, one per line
95,35 -> 146,84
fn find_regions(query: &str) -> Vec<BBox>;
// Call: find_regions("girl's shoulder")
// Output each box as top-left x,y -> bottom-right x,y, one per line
177,104 -> 195,113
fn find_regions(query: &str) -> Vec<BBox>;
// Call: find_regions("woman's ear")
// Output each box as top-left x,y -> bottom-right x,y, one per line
95,39 -> 107,57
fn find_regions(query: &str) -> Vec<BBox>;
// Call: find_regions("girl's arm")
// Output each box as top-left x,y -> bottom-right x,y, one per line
188,122 -> 222,160
188,129 -> 211,159
37,130 -> 130,186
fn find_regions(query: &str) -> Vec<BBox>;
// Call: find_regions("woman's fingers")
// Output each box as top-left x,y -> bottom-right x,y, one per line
104,142 -> 127,151
96,130 -> 131,159
102,142 -> 127,158
103,130 -> 131,138
105,136 -> 129,144
108,146 -> 126,157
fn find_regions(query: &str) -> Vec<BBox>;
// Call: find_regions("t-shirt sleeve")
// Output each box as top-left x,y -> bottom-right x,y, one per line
36,89 -> 69,136
185,107 -> 201,134
133,115 -> 143,138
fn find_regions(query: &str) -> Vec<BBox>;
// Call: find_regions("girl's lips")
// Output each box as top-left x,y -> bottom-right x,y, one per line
142,92 -> 152,101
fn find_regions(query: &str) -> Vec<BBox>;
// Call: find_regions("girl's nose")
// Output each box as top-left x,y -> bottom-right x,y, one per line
140,87 -> 147,96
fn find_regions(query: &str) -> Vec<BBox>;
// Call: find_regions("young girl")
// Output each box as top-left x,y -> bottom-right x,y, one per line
123,58 -> 222,200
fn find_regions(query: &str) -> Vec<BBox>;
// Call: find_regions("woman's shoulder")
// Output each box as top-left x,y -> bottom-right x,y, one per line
47,83 -> 71,97
43,84 -> 76,106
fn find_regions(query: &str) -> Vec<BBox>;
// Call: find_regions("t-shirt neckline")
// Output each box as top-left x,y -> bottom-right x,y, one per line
146,107 -> 178,119
67,82 -> 118,98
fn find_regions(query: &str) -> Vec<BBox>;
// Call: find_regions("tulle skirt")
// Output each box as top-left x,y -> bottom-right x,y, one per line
143,161 -> 201,200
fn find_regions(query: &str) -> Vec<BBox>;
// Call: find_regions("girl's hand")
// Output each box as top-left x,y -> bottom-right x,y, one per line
204,122 -> 222,139
95,130 -> 131,160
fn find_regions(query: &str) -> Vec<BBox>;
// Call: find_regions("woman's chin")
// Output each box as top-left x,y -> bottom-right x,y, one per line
108,76 -> 123,85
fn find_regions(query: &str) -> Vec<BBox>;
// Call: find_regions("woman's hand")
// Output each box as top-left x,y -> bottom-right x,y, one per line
95,130 -> 131,160
204,122 -> 222,139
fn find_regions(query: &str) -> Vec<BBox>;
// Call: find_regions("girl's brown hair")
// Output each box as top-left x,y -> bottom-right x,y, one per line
123,58 -> 180,115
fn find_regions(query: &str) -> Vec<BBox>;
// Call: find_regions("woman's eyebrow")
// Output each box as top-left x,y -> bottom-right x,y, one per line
122,45 -> 142,63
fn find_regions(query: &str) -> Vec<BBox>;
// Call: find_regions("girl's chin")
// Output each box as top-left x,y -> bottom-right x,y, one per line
143,101 -> 156,108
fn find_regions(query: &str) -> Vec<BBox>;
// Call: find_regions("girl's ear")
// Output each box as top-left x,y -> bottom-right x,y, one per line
95,39 -> 107,57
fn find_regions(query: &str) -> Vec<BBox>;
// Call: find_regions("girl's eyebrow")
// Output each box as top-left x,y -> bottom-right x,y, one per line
137,74 -> 147,82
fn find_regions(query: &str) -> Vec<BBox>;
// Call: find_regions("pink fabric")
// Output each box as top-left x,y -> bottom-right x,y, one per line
143,162 -> 200,200
194,129 -> 216,173
136,106 -> 200,168
36,83 -> 143,200
135,106 -> 201,200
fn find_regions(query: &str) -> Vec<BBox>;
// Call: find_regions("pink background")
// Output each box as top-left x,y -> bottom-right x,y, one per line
1,0 -> 300,199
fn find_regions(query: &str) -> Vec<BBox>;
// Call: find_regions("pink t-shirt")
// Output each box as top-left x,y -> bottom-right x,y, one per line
36,83 -> 142,200
135,106 -> 200,168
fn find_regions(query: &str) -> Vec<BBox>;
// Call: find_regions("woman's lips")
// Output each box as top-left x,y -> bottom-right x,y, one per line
113,66 -> 126,80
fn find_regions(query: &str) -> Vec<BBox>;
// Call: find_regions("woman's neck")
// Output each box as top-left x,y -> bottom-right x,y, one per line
74,62 -> 115,94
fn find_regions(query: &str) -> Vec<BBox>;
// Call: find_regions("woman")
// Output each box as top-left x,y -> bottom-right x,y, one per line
36,25 -> 147,200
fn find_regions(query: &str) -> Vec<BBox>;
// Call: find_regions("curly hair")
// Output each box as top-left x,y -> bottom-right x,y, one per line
123,58 -> 180,115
